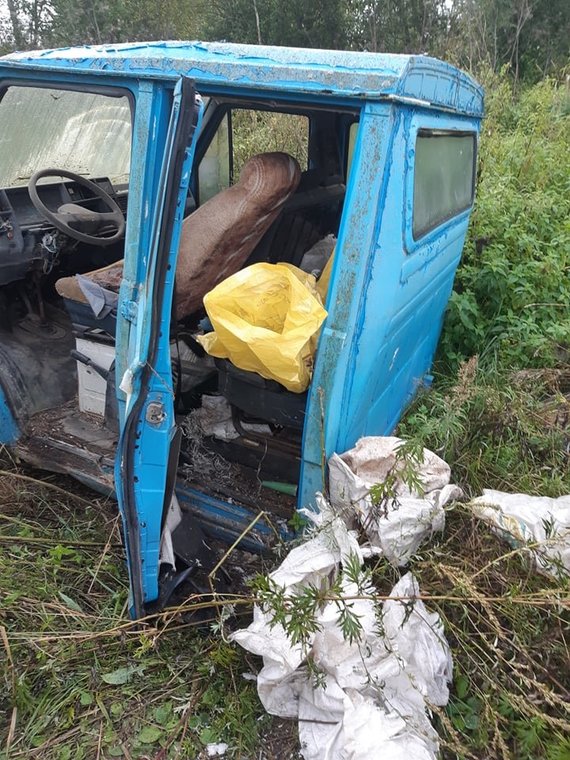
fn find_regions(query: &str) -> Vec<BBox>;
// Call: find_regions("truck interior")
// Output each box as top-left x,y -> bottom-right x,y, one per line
0,83 -> 359,525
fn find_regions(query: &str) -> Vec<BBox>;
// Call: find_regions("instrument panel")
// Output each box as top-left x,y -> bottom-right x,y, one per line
0,177 -> 127,287
3,177 -> 121,228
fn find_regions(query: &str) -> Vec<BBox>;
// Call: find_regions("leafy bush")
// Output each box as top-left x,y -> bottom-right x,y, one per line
439,72 -> 570,371
399,358 -> 570,498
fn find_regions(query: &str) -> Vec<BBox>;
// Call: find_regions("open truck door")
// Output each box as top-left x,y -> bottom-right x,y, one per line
116,77 -> 203,618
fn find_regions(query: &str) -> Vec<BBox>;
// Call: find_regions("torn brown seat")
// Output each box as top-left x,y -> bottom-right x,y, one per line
55,151 -> 302,324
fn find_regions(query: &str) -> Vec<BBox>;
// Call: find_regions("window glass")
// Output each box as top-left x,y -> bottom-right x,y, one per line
346,122 -> 359,184
413,132 -> 475,239
0,86 -> 132,188
198,113 -> 230,204
231,109 -> 309,180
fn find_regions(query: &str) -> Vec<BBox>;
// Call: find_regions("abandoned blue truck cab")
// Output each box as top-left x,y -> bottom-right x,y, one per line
0,42 -> 483,616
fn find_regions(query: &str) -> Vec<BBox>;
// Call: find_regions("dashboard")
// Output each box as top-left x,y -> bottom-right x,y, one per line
0,177 -> 127,286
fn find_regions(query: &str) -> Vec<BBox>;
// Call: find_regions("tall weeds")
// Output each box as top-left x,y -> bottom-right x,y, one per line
439,72 -> 570,371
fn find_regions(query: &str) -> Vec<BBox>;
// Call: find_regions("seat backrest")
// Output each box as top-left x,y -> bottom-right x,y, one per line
175,151 -> 300,319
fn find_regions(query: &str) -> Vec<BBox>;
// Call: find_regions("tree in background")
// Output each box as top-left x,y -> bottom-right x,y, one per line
447,0 -> 569,81
0,0 -> 568,81
202,0 -> 347,49
2,0 -> 207,49
344,0 -> 450,56
4,0 -> 53,50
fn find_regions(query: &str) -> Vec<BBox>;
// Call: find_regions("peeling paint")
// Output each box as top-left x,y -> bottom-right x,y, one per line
0,41 -> 484,116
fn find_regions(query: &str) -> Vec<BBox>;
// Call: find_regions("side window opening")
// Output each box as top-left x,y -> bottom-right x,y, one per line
197,107 -> 309,205
194,105 -> 359,275
412,130 -> 476,240
197,112 -> 231,205
231,109 -> 309,180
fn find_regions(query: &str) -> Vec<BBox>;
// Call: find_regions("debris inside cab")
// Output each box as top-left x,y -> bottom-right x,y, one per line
197,262 -> 328,393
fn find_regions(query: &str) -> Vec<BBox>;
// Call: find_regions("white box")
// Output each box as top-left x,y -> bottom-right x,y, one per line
75,337 -> 116,416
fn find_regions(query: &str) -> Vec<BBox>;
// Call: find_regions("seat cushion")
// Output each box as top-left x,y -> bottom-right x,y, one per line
216,358 -> 307,430
175,152 -> 301,318
55,260 -> 123,304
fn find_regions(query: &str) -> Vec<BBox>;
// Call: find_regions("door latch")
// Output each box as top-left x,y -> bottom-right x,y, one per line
146,401 -> 166,425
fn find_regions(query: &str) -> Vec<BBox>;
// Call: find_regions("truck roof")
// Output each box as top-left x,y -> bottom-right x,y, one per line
0,40 -> 484,117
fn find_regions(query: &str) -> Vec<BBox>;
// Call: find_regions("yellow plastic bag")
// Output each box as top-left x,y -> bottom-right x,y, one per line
197,263 -> 328,393
316,250 -> 334,303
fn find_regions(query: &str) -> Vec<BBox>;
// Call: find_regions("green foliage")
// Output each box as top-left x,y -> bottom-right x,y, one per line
42,0 -> 207,47
232,109 -> 309,179
411,503 -> 570,760
399,359 -> 569,497
202,0 -> 347,48
1,0 -> 568,86
445,0 -> 570,81
345,0 -> 450,55
439,73 -> 570,371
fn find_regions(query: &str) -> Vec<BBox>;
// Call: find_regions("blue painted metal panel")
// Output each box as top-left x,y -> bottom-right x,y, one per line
0,41 -> 483,116
300,102 -> 393,505
0,47 -> 483,604
115,81 -> 171,427
299,103 -> 482,508
0,386 -> 19,444
176,485 -> 285,552
115,80 -> 204,607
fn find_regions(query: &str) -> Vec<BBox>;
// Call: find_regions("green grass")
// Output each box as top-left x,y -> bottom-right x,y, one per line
1,357 -> 567,759
395,360 -> 570,759
394,500 -> 570,760
399,360 -> 570,498
438,72 -> 570,372
0,466 -> 298,759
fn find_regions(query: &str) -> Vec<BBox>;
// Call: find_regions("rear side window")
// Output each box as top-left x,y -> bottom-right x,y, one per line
231,109 -> 309,179
413,131 -> 476,240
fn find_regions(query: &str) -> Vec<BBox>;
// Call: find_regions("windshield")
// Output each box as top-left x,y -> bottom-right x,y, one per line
0,86 -> 132,188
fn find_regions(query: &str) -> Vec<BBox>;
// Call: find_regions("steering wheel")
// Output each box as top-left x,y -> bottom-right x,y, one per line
28,168 -> 126,247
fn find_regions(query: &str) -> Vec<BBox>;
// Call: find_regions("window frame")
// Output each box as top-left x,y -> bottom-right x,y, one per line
194,100 -> 312,203
345,120 -> 360,184
404,121 -> 477,253
193,96 -> 360,206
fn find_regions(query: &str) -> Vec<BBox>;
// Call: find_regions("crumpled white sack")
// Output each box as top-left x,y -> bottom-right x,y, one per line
189,395 -> 271,441
294,571 -> 450,760
232,497 -> 452,760
383,573 -> 452,708
298,688 -> 437,760
234,569 -> 451,760
470,489 -> 570,578
206,743 -> 228,757
329,437 -> 462,565
231,502 -> 363,719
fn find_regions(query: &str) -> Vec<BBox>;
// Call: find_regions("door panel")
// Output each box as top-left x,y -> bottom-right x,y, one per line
300,104 -> 480,508
115,77 -> 203,616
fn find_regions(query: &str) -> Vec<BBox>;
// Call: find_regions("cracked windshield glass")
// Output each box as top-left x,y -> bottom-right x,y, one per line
0,86 -> 132,187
